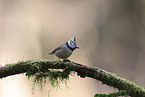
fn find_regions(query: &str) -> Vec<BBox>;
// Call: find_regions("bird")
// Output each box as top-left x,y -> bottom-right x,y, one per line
49,36 -> 79,60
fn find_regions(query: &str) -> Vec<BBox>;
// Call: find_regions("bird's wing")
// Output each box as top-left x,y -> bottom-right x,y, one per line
48,43 -> 66,55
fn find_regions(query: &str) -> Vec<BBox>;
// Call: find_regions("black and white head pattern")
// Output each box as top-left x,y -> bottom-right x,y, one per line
67,36 -> 79,51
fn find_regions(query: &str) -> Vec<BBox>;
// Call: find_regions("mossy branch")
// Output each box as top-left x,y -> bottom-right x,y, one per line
0,60 -> 145,97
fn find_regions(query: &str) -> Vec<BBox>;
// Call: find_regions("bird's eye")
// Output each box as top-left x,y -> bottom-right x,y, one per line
74,42 -> 76,45
70,41 -> 75,46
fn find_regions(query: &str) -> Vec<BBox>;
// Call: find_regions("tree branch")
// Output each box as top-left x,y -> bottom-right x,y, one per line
0,60 -> 145,97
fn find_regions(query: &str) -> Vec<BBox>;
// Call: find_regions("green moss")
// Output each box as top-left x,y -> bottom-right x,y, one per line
2,60 -> 145,97
94,68 -> 145,97
94,90 -> 129,97
25,61 -> 71,95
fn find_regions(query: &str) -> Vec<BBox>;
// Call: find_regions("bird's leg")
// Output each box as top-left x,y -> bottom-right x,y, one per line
57,58 -> 61,61
63,59 -> 70,62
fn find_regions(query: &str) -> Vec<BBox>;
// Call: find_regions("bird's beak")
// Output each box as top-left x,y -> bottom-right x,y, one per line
76,46 -> 79,49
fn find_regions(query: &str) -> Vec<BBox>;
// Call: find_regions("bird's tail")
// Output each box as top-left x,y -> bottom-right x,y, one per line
48,49 -> 55,55
48,52 -> 54,55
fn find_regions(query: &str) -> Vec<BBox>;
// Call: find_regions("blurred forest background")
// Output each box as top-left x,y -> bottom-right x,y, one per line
0,0 -> 145,97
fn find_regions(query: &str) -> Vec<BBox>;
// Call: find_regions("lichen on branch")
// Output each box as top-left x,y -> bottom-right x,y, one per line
26,61 -> 71,88
0,60 -> 145,97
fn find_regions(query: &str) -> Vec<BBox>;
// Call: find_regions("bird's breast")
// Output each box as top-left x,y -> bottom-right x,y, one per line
55,46 -> 72,59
